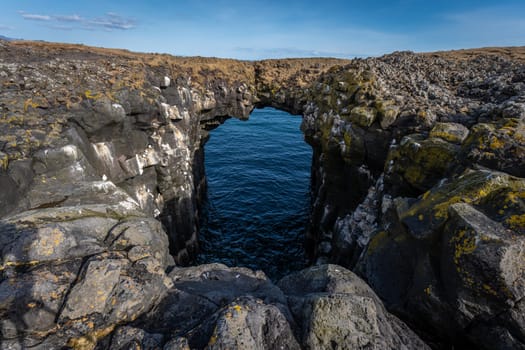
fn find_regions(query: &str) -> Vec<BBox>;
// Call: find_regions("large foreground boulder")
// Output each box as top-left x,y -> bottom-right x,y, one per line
0,194 -> 173,349
124,263 -> 299,349
278,264 -> 430,350
104,264 -> 428,349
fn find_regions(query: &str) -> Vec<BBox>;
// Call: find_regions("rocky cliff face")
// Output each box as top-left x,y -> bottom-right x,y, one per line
0,39 -> 524,349
296,49 -> 525,349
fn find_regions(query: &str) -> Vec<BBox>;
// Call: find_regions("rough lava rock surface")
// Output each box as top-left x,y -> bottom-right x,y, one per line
278,264 -> 430,350
0,39 -> 524,349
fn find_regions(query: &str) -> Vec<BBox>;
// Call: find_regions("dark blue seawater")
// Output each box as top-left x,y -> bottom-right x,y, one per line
197,107 -> 311,280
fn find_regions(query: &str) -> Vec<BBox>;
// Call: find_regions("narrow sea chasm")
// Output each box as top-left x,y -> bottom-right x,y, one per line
197,107 -> 312,280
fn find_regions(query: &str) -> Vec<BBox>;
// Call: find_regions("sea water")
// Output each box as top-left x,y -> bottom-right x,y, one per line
197,107 -> 311,280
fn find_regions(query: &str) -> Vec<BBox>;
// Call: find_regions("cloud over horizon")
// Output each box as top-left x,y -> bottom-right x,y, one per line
19,11 -> 137,31
234,47 -> 364,60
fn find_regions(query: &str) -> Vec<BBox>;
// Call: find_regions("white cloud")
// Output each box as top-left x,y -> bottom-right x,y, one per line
19,11 -> 137,31
53,14 -> 83,22
87,13 -> 136,30
223,23 -> 410,59
234,47 -> 362,60
21,13 -> 51,21
46,24 -> 75,31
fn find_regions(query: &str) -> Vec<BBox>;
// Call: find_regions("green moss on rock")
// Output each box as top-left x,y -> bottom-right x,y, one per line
430,122 -> 470,144
350,106 -> 377,128
399,169 -> 525,239
387,134 -> 459,192
462,121 -> 525,177
0,152 -> 8,171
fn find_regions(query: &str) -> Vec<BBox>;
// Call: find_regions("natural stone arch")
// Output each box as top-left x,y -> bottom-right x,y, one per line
1,41 -> 525,350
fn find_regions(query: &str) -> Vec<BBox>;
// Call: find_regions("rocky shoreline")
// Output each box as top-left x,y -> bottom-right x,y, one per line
0,40 -> 524,349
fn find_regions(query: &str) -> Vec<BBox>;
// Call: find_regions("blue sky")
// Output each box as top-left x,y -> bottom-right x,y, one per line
0,0 -> 523,59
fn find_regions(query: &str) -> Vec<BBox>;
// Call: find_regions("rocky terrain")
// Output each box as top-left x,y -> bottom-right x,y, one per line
0,39 -> 524,349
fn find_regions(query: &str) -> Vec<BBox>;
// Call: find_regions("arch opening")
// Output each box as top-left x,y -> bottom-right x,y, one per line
196,107 -> 312,280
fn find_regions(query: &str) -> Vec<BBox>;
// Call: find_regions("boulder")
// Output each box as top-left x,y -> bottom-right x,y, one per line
398,169 -> 525,239
349,106 -> 377,128
386,134 -> 459,194
0,201 -> 171,348
441,203 -> 525,328
462,121 -> 525,177
206,297 -> 300,350
136,264 -> 288,332
358,168 -> 525,348
278,265 -> 430,350
128,264 -> 298,349
377,102 -> 400,129
73,98 -> 127,134
429,122 -> 470,144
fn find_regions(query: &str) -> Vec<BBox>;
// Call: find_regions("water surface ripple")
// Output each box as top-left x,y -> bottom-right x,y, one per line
197,107 -> 311,280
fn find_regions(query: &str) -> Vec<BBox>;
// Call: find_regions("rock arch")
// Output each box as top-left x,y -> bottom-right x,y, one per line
1,41 -> 525,348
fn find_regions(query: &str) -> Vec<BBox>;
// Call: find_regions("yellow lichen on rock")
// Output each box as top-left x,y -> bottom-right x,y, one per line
429,122 -> 470,144
450,229 -> 477,266
432,195 -> 463,219
506,214 -> 525,230
482,283 -> 498,296
367,231 -> 388,255
84,90 -> 103,100
489,136 -> 505,150
506,191 -> 525,204
67,325 -> 115,350
31,227 -> 65,257
0,152 -> 8,171
23,98 -> 41,112
389,134 -> 458,191
208,326 -> 219,346
424,286 -> 432,296
401,170 -> 525,226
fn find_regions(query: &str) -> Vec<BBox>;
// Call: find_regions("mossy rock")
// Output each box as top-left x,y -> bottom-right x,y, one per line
380,106 -> 400,129
350,106 -> 377,128
462,121 -> 525,177
441,203 -> 525,322
0,152 -> 8,171
341,125 -> 366,165
430,122 -> 470,144
476,185 -> 525,235
375,100 -> 400,129
387,134 -> 459,192
399,169 -> 525,239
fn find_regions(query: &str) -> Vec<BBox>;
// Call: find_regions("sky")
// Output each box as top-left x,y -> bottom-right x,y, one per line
0,0 -> 524,60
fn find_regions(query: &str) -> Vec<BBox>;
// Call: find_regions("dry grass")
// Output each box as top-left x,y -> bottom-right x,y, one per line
8,40 -> 257,86
423,46 -> 525,62
10,40 -> 525,64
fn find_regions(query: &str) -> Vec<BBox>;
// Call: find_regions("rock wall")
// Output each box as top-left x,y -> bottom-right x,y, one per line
0,41 -> 258,265
1,40 -> 525,349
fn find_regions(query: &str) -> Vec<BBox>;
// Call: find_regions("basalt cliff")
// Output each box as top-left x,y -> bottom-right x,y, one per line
0,40 -> 524,349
